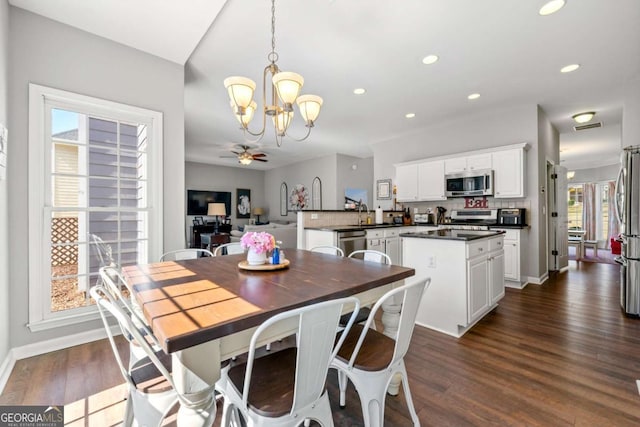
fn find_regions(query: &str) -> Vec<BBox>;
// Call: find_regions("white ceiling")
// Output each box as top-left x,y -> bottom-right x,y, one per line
10,0 -> 640,171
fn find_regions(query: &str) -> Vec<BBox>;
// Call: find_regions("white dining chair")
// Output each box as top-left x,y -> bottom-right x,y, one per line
347,249 -> 392,265
219,296 -> 361,427
213,242 -> 245,256
330,276 -> 431,427
159,248 -> 214,261
310,245 -> 345,257
91,285 -> 216,427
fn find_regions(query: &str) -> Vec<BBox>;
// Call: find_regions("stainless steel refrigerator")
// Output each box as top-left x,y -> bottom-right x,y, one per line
615,145 -> 640,315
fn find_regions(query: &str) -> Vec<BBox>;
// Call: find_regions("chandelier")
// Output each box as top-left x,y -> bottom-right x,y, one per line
223,0 -> 323,147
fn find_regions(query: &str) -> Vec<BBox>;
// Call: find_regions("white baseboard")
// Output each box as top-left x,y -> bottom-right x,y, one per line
0,349 -> 17,396
0,327 -> 112,395
526,272 -> 549,285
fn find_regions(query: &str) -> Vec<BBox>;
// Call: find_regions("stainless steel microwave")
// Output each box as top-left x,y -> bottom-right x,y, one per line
445,169 -> 494,197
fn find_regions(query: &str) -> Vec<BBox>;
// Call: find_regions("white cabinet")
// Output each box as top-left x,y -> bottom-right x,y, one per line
403,233 -> 505,337
492,148 -> 525,198
417,160 -> 446,201
395,161 -> 445,201
395,164 -> 418,202
305,229 -> 337,250
444,154 -> 492,174
466,236 -> 505,325
492,228 -> 528,288
467,253 -> 490,322
366,227 -> 402,265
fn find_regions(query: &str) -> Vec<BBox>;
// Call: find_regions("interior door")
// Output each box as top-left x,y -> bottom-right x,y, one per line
549,164 -> 569,270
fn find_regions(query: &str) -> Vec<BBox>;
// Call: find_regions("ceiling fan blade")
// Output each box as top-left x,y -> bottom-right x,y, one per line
220,155 -> 237,158
252,153 -> 267,158
231,151 -> 241,155
254,158 -> 268,162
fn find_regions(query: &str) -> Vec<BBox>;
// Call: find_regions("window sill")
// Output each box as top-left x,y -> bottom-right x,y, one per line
27,310 -> 102,332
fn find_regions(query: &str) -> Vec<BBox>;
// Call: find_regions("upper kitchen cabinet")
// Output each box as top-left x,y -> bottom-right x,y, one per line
444,153 -> 492,174
395,163 -> 418,201
417,160 -> 446,200
395,160 -> 445,202
492,147 -> 525,198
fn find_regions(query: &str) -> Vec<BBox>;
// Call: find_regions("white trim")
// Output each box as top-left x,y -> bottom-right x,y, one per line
0,349 -> 16,396
0,325 -> 121,395
526,272 -> 550,285
28,83 -> 164,330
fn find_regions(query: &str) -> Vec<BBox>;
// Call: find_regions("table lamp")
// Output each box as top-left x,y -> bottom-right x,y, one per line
207,203 -> 227,233
253,207 -> 264,223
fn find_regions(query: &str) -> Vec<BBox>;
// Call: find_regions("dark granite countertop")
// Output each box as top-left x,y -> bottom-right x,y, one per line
399,229 -> 505,241
305,224 -> 413,232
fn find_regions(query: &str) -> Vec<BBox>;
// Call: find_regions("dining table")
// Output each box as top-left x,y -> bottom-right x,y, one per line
123,248 -> 415,426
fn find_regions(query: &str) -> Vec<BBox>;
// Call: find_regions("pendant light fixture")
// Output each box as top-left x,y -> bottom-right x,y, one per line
224,0 -> 323,147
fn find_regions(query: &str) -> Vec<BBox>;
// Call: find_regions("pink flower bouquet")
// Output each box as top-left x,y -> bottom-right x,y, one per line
240,231 -> 276,254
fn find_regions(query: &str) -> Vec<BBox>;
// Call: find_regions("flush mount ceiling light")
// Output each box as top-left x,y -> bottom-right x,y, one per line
224,0 -> 323,147
405,113 -> 416,119
539,0 -> 566,16
572,112 -> 595,123
561,63 -> 580,73
468,93 -> 481,100
353,88 -> 366,95
422,55 -> 439,65
567,171 -> 575,179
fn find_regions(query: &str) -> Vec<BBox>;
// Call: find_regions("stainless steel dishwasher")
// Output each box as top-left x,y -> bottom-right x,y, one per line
337,230 -> 366,256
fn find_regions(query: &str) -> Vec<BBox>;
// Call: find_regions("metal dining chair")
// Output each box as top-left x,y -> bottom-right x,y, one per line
159,248 -> 214,261
91,285 -> 216,427
310,245 -> 345,257
213,242 -> 245,256
219,296 -> 361,427
330,276 -> 431,427
347,249 -> 392,265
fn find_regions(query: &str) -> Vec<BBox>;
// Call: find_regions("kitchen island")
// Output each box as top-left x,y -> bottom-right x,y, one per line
400,229 -> 505,337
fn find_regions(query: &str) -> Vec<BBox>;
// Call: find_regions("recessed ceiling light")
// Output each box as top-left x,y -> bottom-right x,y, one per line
405,113 -> 416,119
560,64 -> 580,73
572,112 -> 595,123
422,55 -> 439,65
539,0 -> 566,16
353,88 -> 366,95
468,93 -> 481,100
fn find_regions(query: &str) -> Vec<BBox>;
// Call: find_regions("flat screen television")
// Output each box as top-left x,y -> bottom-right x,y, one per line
187,190 -> 231,216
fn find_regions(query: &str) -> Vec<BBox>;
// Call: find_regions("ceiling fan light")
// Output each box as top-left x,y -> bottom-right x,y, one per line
224,76 -> 256,110
572,112 -> 595,123
297,94 -> 323,123
273,110 -> 294,135
272,71 -> 304,104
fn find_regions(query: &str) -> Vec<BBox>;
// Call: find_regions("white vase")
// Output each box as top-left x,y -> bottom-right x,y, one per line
247,248 -> 267,265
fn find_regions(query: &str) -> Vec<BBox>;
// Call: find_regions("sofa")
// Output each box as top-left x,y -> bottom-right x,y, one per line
230,222 -> 298,249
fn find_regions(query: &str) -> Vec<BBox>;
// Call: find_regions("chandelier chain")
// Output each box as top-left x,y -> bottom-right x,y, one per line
269,0 -> 278,65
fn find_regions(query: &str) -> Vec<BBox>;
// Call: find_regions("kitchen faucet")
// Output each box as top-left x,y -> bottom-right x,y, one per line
358,201 -> 369,226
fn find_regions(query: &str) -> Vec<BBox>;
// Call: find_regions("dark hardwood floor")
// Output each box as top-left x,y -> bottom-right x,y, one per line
2,261 -> 640,426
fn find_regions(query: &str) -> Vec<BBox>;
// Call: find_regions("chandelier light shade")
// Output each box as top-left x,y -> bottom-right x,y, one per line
567,171 -> 575,179
572,112 -> 595,124
223,0 -> 323,146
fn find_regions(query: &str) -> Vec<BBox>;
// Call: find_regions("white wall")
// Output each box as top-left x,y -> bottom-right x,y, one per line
185,161 -> 266,242
570,164 -> 619,183
336,155 -> 374,209
623,75 -> 640,148
371,104 -> 547,280
0,0 -> 10,367
265,154 -> 337,221
8,7 -> 185,348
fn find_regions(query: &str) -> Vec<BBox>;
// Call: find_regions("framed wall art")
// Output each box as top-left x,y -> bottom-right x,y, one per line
236,188 -> 251,218
376,179 -> 392,200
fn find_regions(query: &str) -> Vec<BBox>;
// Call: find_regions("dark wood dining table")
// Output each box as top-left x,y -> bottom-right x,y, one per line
123,249 -> 415,426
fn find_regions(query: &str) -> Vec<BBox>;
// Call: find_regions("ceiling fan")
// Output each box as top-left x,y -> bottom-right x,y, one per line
222,145 -> 268,165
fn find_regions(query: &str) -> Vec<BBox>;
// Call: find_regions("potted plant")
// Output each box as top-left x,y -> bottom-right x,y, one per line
240,231 -> 276,265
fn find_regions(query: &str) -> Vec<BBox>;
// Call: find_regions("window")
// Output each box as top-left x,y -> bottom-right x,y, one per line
567,184 -> 583,229
28,84 -> 163,331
